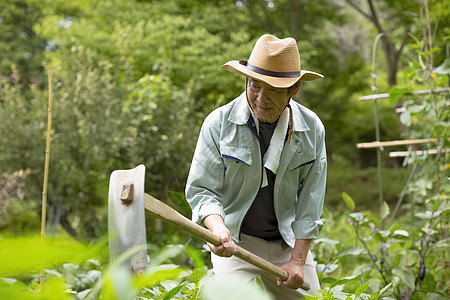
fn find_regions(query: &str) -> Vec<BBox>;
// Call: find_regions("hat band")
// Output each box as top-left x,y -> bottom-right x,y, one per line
242,61 -> 300,78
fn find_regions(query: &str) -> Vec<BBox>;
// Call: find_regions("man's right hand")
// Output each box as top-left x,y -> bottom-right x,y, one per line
203,214 -> 236,257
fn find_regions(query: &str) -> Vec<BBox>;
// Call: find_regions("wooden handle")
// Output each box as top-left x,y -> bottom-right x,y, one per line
143,193 -> 310,291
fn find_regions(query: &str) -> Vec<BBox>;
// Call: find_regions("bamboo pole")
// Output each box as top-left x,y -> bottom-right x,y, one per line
370,32 -> 386,227
40,69 -> 53,286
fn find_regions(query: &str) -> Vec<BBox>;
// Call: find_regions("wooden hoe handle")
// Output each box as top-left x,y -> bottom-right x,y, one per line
143,193 -> 310,291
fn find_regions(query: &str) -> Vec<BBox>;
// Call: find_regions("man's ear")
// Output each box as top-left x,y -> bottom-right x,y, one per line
291,81 -> 301,96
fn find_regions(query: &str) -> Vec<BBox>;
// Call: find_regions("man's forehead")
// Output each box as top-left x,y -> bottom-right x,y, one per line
248,77 -> 300,90
248,78 -> 274,87
248,78 -> 263,83
248,77 -> 288,90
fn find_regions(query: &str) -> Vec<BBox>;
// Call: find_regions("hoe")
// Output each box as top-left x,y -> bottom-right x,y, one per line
108,165 -> 310,290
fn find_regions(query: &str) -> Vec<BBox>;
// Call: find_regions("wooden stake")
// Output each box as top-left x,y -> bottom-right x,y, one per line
389,149 -> 450,157
40,69 -> 53,286
356,138 -> 438,149
358,87 -> 450,101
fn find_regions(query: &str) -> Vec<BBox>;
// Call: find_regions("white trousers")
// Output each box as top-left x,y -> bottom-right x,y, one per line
211,234 -> 320,300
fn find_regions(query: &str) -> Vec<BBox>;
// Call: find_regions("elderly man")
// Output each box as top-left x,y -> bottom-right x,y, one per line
186,34 -> 327,299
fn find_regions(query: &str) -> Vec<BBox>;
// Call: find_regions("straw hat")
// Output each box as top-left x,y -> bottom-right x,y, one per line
222,34 -> 323,88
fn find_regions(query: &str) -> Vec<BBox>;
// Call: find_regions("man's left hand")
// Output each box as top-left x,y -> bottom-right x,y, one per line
277,259 -> 305,290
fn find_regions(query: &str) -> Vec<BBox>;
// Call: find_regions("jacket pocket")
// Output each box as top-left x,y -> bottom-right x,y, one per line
288,150 -> 316,171
220,145 -> 253,166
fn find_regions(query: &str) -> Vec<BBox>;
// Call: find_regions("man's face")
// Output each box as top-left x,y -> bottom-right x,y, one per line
246,78 -> 298,123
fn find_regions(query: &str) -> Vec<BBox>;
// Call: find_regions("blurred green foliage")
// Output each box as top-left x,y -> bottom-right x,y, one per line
3,0 -> 443,239
0,0 -> 449,298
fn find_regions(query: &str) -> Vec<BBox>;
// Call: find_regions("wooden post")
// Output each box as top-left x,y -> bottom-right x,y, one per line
357,87 -> 450,101
356,138 -> 438,149
389,149 -> 449,157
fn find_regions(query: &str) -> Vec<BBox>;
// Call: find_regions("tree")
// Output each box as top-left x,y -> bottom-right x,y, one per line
344,0 -> 450,89
0,0 -> 45,85
1,0 -> 259,238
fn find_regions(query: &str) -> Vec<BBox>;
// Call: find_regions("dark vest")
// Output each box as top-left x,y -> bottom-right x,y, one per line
241,121 -> 282,241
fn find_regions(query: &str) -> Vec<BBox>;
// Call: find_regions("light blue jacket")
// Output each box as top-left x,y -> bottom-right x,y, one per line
186,92 -> 327,248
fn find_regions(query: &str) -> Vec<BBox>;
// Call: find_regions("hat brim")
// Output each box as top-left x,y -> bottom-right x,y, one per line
221,60 -> 324,88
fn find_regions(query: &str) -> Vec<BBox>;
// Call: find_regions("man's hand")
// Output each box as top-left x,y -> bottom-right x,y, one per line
277,239 -> 312,289
277,259 -> 305,289
203,214 -> 236,257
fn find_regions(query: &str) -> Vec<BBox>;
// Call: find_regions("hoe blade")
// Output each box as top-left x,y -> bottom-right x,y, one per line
108,164 -> 147,273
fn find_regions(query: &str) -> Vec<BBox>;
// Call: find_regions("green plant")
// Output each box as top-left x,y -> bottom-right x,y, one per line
312,190 -> 448,299
312,7 -> 449,298
0,233 -> 276,299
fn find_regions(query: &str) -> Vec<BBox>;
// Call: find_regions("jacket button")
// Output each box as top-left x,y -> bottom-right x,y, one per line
295,139 -> 299,143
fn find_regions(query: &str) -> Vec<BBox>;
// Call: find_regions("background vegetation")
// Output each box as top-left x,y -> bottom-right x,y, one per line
0,0 -> 448,299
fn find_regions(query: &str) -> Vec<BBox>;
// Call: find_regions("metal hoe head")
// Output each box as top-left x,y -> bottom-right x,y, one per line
108,164 -> 148,273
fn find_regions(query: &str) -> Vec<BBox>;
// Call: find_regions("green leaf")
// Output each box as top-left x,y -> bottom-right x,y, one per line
101,266 -> 137,300
421,227 -> 438,236
392,268 -> 415,290
342,192 -> 355,211
349,212 -> 363,223
77,289 -> 92,299
355,281 -> 371,297
392,230 -> 409,238
317,263 -> 339,273
332,274 -> 359,287
41,277 -> 73,300
321,277 -> 337,284
84,270 -> 101,284
374,281 -> 393,300
380,201 -> 390,220
336,246 -> 364,258
31,281 -> 41,292
133,267 -> 186,290
148,245 -> 184,268
415,211 -> 433,219
422,46 -> 441,56
389,86 -> 409,105
303,295 -> 320,300
368,278 -> 381,296
374,230 -> 390,242
191,267 -> 207,283
0,277 -> 17,285
0,236 -> 101,276
426,292 -> 450,300
407,104 -> 424,113
45,269 -> 62,278
183,245 -> 205,268
315,238 -> 340,245
434,58 -> 450,75
162,285 -> 184,300
400,111 -> 411,127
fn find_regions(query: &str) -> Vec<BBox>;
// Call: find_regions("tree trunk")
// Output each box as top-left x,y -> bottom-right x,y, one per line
58,185 -> 78,238
344,0 -> 403,89
381,36 -> 398,88
60,209 -> 78,238
289,0 -> 298,38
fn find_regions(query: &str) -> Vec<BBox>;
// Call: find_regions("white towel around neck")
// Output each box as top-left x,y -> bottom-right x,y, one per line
249,105 -> 290,188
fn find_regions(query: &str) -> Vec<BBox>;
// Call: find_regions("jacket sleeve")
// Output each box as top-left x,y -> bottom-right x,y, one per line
291,118 -> 327,239
185,112 -> 226,225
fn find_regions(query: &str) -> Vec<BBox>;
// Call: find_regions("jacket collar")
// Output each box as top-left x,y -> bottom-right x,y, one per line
228,91 -> 310,132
